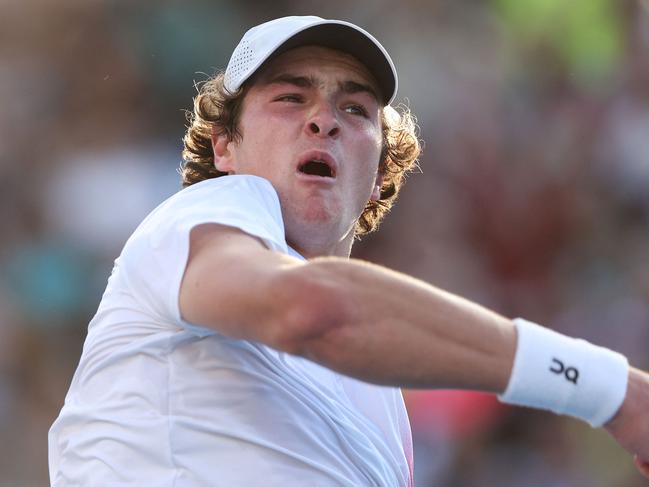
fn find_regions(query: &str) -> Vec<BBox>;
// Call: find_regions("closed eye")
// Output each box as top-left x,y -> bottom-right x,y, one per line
275,94 -> 304,103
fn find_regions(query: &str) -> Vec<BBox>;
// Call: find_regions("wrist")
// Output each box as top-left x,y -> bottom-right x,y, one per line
604,367 -> 633,432
498,318 -> 629,427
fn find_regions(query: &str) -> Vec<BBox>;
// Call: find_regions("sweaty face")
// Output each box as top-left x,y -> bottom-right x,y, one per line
212,46 -> 384,257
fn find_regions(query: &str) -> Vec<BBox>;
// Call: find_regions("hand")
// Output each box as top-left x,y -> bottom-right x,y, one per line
634,455 -> 649,478
604,367 -> 649,479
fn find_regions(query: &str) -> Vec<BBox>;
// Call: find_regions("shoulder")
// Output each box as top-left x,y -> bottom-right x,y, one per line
128,175 -> 287,253
158,175 -> 280,220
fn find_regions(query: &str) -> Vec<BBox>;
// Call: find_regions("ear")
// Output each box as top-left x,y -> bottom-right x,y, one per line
211,127 -> 235,174
370,172 -> 384,201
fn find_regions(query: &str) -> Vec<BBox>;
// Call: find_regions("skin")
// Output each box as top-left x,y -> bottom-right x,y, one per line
179,45 -> 649,479
604,368 -> 649,478
212,46 -> 384,258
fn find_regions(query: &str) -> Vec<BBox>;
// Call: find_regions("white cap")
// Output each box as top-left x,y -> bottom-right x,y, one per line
223,16 -> 398,105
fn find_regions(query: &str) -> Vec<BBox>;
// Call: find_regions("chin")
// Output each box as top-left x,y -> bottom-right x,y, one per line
286,206 -> 339,236
303,205 -> 336,222
290,194 -> 337,222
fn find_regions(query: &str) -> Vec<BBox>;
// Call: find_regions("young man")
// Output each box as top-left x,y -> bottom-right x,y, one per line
49,16 -> 649,486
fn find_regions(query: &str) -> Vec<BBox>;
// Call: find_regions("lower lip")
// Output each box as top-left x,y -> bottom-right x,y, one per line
295,172 -> 337,185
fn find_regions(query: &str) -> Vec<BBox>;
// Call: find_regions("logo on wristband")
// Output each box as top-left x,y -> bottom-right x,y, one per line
550,358 -> 579,384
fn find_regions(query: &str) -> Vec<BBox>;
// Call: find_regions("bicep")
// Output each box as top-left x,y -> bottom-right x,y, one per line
179,223 -> 303,343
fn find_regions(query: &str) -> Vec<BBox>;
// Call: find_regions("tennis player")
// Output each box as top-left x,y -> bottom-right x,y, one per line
49,15 -> 649,486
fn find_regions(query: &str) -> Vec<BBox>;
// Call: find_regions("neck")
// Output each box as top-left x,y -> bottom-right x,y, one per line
287,232 -> 354,260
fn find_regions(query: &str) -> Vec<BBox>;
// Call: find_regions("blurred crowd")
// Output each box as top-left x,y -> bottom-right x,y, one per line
1,0 -> 648,485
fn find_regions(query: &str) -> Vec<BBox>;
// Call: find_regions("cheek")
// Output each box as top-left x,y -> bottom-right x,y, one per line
353,129 -> 383,174
243,116 -> 296,156
364,122 -> 384,159
234,120 -> 282,170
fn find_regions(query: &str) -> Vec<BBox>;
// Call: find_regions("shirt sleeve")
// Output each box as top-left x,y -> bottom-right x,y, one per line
114,175 -> 288,335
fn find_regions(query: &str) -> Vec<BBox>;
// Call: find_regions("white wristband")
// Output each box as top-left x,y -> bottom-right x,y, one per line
498,318 -> 629,427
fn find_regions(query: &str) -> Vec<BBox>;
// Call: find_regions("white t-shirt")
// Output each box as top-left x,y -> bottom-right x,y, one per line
49,175 -> 413,486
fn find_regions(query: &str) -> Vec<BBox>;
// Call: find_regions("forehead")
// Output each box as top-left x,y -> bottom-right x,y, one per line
253,45 -> 382,96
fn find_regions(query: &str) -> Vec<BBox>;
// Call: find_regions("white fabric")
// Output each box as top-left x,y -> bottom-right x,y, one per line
498,318 -> 629,427
49,175 -> 413,486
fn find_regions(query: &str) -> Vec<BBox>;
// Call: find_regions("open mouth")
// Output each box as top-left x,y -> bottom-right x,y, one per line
298,159 -> 336,178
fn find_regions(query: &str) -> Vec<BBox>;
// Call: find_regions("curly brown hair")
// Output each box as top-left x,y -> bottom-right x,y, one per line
181,72 -> 421,236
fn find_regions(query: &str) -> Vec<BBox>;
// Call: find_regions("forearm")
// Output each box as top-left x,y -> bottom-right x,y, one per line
287,258 -> 649,468
285,257 -> 516,392
285,258 -> 634,424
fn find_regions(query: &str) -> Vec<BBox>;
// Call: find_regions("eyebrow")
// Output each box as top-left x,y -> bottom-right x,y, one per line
263,74 -> 379,102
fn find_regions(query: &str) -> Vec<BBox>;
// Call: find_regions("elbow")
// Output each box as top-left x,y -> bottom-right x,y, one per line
267,262 -> 354,356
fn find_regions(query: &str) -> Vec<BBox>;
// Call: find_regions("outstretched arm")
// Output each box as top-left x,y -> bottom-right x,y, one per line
179,223 -> 516,392
179,223 -> 649,478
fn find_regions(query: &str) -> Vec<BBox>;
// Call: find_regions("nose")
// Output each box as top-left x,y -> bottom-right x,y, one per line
305,102 -> 340,139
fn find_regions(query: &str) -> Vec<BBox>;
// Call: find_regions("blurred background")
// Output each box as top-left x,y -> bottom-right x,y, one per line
1,0 -> 648,485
